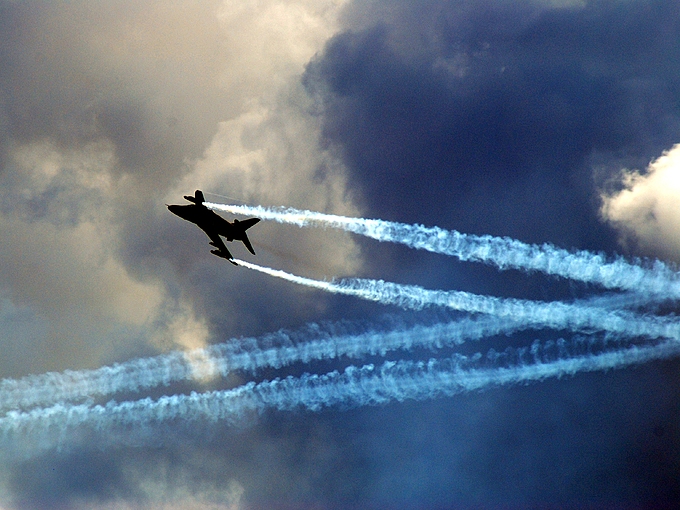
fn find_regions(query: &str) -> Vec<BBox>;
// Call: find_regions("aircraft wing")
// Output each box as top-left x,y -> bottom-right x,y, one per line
207,231 -> 234,261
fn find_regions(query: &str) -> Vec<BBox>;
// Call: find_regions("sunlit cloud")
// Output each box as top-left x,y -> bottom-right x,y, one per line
601,143 -> 680,261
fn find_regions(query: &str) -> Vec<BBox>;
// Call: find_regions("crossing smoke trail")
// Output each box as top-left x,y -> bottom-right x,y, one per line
3,338 -> 680,456
0,316 -> 522,412
207,202 -> 680,298
234,259 -> 680,341
4,203 -> 680,458
0,291 -> 647,413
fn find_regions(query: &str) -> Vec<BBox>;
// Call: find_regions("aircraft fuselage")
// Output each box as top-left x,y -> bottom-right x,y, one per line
167,190 -> 260,262
167,204 -> 238,240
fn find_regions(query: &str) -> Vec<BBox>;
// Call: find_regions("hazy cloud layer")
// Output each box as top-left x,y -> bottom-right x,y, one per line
2,0 -> 680,508
0,0 -> 358,374
0,2 -> 358,506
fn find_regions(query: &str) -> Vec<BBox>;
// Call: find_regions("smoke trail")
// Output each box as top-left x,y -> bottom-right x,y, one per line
1,315 -> 526,413
235,259 -> 680,341
5,206 -> 678,458
0,263 -> 662,414
3,338 -> 679,456
1,289 -> 643,413
208,202 -> 680,298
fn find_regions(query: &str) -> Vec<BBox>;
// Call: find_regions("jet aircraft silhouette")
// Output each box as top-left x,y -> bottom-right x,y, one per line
167,190 -> 260,264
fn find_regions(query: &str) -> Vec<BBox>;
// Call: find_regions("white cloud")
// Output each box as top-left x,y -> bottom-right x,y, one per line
601,143 -> 680,261
172,0 -> 361,278
0,0 -> 360,376
216,0 -> 346,101
0,138 -> 211,375
183,85 -> 362,279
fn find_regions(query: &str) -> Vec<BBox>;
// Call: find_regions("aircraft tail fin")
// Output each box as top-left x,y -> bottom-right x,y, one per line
237,217 -> 260,230
232,217 -> 259,255
241,233 -> 256,255
184,190 -> 205,204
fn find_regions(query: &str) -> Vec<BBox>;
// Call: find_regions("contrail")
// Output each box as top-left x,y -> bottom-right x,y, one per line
3,338 -> 679,456
4,205 -> 677,458
207,202 -> 680,298
0,316 -> 524,413
1,263 -> 667,418
0,290 -> 644,413
234,259 -> 680,341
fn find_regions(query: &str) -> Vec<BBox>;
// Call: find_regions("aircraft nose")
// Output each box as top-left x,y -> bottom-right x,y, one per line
167,205 -> 182,217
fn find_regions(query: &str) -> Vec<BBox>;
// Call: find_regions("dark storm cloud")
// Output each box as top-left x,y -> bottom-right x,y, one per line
305,0 -> 680,255
353,362 -> 680,508
292,1 -> 680,508
4,1 -> 680,509
3,411 -> 373,509
7,449 -> 132,510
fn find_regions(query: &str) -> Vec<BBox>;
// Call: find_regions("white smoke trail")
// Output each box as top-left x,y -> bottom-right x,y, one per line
1,289 -> 644,413
0,261 -> 665,416
208,202 -> 680,298
3,204 -> 677,457
0,316 -> 524,413
3,338 -> 679,456
234,259 -> 680,341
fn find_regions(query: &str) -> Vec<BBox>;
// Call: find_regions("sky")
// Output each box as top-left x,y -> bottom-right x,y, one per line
1,0 -> 680,508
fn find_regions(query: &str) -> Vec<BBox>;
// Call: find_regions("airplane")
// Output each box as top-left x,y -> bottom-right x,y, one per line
167,190 -> 260,265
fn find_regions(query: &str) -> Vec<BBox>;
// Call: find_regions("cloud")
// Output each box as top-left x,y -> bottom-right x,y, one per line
186,92 -> 362,280
0,1 -> 231,373
0,140 -> 160,373
0,0 -> 363,506
601,143 -> 680,261
0,0 -> 359,374
304,0 -> 680,265
179,0 -> 361,281
3,1 -> 680,509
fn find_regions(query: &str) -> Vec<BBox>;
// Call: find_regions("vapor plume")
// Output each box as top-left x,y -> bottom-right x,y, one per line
234,259 -> 680,342
4,202 -> 680,464
209,202 -> 680,298
0,316 -> 519,412
3,337 -> 678,457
